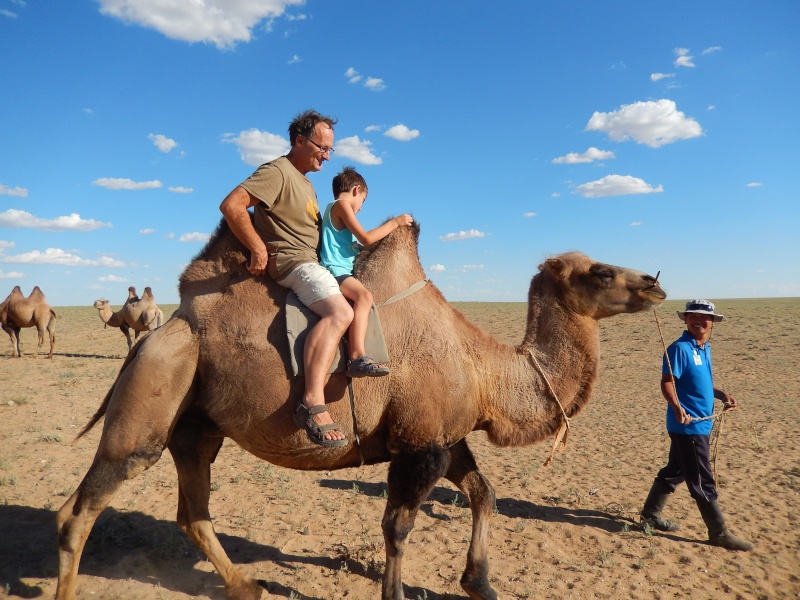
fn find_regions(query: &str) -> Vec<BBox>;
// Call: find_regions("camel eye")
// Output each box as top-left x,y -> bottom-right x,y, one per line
589,265 -> 615,285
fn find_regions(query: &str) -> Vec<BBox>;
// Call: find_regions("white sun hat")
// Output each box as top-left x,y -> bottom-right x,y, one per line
677,299 -> 724,322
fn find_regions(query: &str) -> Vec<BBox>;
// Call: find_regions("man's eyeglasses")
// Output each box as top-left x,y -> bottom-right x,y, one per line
301,135 -> 334,155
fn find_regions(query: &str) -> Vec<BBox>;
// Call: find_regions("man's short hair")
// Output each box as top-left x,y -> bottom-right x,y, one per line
288,109 -> 337,146
332,166 -> 367,196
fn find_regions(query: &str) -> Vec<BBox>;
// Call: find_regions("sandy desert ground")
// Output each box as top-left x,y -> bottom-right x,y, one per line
1,297 -> 798,599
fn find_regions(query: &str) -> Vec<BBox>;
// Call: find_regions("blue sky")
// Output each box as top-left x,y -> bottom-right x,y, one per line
1,1 -> 798,307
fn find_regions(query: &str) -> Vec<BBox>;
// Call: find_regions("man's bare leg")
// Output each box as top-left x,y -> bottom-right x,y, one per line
304,294 -> 353,441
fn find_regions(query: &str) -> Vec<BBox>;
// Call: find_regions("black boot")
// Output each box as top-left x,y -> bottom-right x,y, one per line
695,498 -> 753,551
640,479 -> 680,532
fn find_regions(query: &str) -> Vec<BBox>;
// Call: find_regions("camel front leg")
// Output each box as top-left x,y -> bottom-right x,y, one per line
445,439 -> 497,600
121,324 -> 133,351
56,318 -> 199,599
382,446 -> 451,600
169,418 -> 264,600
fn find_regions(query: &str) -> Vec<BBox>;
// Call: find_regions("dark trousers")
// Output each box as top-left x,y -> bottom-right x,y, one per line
655,432 -> 718,502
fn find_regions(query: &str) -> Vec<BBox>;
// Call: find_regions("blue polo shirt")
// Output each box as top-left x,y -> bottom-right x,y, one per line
662,331 -> 715,435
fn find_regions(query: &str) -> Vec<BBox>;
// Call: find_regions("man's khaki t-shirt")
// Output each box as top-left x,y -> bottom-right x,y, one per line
240,156 -> 320,281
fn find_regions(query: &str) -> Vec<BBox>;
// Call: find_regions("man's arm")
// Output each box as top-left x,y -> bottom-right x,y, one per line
661,373 -> 691,424
714,388 -> 737,410
220,186 -> 268,275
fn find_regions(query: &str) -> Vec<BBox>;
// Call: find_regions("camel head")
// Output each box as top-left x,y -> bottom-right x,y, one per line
127,286 -> 137,299
532,252 -> 665,320
93,299 -> 110,310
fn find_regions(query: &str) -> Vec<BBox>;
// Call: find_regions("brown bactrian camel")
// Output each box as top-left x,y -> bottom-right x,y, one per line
56,220 -> 665,600
0,285 -> 56,358
92,286 -> 165,351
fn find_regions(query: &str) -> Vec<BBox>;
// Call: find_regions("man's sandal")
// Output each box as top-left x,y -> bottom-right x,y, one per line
293,404 -> 348,448
347,355 -> 390,378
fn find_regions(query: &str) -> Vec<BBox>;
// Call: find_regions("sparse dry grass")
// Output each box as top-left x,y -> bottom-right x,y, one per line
0,299 -> 798,599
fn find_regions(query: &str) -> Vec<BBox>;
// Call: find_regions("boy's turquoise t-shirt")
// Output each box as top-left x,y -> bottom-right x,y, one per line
319,201 -> 359,278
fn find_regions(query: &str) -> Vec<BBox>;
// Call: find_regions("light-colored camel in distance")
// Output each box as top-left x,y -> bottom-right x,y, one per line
56,220 -> 666,600
92,286 -> 164,351
0,285 -> 56,358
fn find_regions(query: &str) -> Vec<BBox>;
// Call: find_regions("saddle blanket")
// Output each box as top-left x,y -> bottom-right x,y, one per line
285,291 -> 390,377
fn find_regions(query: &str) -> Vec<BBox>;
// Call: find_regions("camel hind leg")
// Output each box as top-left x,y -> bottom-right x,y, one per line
169,417 -> 264,599
56,317 -> 199,600
381,446 -> 451,600
3,323 -> 21,357
444,439 -> 497,600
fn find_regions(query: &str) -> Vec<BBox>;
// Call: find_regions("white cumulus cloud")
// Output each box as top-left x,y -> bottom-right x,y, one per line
334,136 -> 382,166
384,124 -> 420,141
148,133 -> 178,153
222,128 -> 290,167
429,264 -> 446,272
0,209 -> 112,231
574,175 -> 663,198
168,186 -> 194,194
97,0 -> 304,50
674,47 -> 695,67
1,184 -> 29,197
585,99 -> 702,148
0,269 -> 24,278
746,182 -> 763,187
1,248 -> 125,267
345,68 -> 385,91
439,229 -> 486,242
702,46 -> 722,55
523,212 -> 537,218
92,178 -> 162,190
140,228 -> 156,234
650,72 -> 675,82
345,67 -> 362,83
179,232 -> 211,243
364,77 -> 386,91
99,274 -> 128,282
552,147 -> 615,164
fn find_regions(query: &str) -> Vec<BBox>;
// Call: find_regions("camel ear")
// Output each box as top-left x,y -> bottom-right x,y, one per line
541,257 -> 569,279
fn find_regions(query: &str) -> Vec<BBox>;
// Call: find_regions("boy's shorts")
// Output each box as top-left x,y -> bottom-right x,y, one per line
278,262 -> 343,307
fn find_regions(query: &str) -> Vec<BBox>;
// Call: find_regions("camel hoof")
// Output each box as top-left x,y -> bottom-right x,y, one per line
225,578 -> 265,600
461,575 -> 497,600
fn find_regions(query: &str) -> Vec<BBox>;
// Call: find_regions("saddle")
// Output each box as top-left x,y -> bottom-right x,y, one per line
285,291 -> 390,377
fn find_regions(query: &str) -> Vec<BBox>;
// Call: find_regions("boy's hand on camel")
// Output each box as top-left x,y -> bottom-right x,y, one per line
395,214 -> 413,227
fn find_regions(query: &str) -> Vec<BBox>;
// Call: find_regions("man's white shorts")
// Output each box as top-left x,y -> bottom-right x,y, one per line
278,262 -> 343,307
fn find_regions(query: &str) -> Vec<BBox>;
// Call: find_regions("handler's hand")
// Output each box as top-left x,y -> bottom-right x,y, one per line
672,405 -> 692,425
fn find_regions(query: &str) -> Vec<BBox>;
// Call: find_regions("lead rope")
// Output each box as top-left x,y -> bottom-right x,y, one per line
653,309 -> 728,479
526,349 -> 571,466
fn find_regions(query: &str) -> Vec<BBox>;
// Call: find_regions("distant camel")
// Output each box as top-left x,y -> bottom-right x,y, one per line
56,220 -> 665,600
93,286 -> 165,351
0,285 -> 56,358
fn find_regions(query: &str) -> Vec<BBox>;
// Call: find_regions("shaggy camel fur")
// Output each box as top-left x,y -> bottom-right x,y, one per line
92,286 -> 165,351
56,220 -> 665,600
0,285 -> 56,358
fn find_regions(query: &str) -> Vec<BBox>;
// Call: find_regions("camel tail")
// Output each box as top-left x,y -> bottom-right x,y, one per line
76,339 -> 147,440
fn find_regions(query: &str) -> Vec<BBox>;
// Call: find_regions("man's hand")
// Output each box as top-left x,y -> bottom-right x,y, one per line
671,404 -> 692,425
247,246 -> 268,275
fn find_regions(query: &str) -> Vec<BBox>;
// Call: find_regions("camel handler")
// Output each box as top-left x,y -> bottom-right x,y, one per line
220,109 -> 353,448
639,299 -> 753,551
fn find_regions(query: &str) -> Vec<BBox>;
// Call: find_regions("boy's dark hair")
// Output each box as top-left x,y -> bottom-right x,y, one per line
288,109 -> 337,146
332,166 -> 368,196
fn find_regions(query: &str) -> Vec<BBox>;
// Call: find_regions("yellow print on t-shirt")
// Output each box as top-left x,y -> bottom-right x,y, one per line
306,198 -> 319,222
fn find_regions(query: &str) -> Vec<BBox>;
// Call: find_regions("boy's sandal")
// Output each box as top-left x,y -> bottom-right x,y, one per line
347,355 -> 390,378
293,404 -> 348,448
